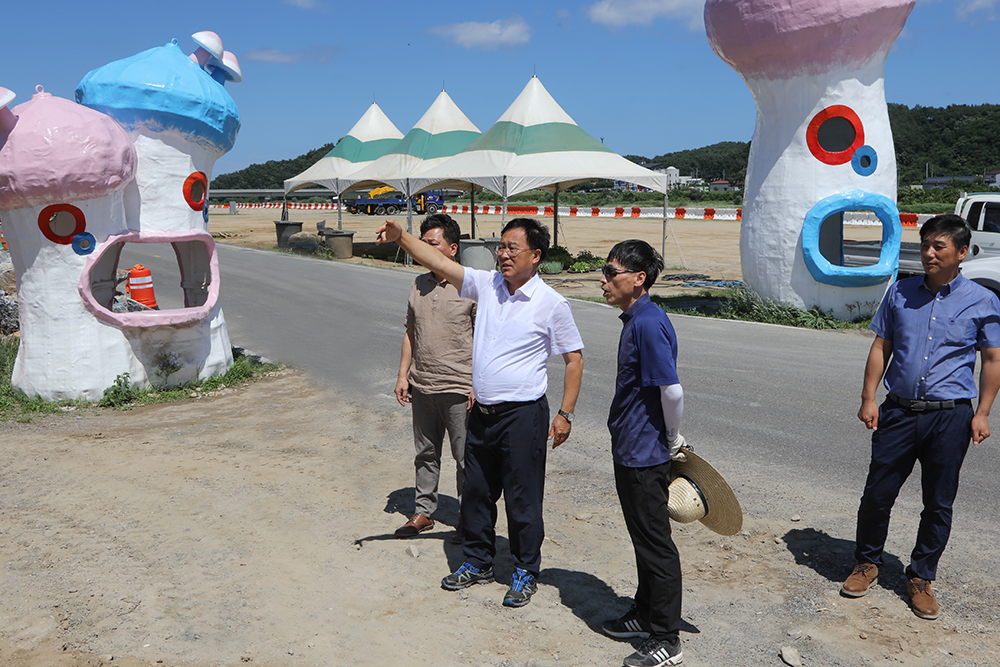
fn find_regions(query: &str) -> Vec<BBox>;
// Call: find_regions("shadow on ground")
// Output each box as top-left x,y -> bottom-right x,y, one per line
782,527 -> 909,599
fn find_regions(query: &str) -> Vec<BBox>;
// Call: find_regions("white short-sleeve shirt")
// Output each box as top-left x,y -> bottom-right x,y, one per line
461,269 -> 584,404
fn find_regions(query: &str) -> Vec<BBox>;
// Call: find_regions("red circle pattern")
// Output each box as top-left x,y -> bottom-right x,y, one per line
37,203 -> 86,245
183,172 -> 208,211
806,105 -> 865,166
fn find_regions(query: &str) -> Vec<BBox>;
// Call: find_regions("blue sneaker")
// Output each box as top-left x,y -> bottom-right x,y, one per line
502,567 -> 538,607
441,562 -> 494,590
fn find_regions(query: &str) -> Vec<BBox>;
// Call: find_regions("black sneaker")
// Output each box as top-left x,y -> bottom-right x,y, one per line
602,604 -> 651,639
502,567 -> 537,607
623,636 -> 683,667
441,562 -> 494,590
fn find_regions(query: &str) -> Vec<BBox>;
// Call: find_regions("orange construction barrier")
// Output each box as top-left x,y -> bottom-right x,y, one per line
127,264 -> 158,309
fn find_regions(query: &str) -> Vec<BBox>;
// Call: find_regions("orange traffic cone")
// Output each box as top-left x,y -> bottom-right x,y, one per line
127,264 -> 158,309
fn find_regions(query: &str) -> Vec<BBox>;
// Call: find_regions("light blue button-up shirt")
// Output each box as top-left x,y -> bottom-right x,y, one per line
871,273 -> 1000,400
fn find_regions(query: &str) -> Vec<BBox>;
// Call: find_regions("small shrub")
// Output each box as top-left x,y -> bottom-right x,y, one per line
100,373 -> 137,408
547,245 -> 574,269
539,260 -> 563,275
574,250 -> 603,269
153,351 -> 182,386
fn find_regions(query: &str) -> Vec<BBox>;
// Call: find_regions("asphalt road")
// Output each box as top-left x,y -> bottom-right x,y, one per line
122,242 -> 1000,556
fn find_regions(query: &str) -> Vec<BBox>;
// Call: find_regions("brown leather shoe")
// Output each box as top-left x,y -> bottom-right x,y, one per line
907,576 -> 939,620
841,562 -> 879,597
394,513 -> 434,538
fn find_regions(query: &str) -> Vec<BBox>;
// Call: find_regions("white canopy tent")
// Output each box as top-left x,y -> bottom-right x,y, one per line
339,89 -> 481,236
413,76 -> 670,248
283,102 -> 404,229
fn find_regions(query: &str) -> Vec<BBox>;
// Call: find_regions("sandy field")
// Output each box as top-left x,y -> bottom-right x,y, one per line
204,208 -> 921,299
5,212 -> 992,667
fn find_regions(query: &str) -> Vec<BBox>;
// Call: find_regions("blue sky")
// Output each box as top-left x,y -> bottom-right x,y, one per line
3,0 -> 999,177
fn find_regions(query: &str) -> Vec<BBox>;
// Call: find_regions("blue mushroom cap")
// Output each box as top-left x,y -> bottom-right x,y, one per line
76,40 -> 240,154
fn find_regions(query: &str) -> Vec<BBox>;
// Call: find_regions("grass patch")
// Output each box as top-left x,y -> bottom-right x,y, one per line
644,287 -> 872,330
1,337 -> 279,420
99,350 -> 279,410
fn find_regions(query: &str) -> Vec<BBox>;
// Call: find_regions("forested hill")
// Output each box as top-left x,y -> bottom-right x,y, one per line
212,103 -> 1000,190
211,142 -> 335,189
889,104 -> 1000,185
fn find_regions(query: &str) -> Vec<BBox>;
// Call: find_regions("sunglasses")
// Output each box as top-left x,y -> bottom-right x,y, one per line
601,264 -> 637,279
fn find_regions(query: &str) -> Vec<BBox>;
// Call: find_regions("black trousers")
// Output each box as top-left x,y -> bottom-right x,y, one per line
461,397 -> 549,576
855,399 -> 973,581
615,460 -> 682,642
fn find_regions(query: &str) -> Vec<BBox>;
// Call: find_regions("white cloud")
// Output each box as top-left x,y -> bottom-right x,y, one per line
586,0 -> 704,30
955,0 -> 999,20
282,0 -> 326,10
428,17 -> 532,50
241,45 -> 339,64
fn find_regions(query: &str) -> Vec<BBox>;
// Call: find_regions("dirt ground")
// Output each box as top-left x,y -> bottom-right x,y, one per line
6,212 -> 992,667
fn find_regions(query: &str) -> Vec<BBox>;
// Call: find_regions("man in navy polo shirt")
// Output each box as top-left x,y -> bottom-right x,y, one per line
842,214 -> 1000,621
599,239 -> 685,667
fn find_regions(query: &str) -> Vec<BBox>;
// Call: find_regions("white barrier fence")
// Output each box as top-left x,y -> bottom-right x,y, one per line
210,203 -> 929,227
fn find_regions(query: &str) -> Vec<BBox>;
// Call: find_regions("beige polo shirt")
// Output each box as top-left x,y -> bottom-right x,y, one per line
405,272 -> 476,395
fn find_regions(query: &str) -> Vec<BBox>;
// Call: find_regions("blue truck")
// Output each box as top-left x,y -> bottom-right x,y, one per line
345,187 -> 444,216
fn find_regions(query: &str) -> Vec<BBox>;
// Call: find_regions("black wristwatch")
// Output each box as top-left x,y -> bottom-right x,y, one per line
558,409 -> 574,423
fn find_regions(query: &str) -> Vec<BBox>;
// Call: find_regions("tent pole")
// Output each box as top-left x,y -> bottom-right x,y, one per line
337,187 -> 343,231
662,193 -> 667,260
336,179 -> 343,230
553,183 -> 560,248
470,187 -> 477,238
663,191 -> 687,268
405,179 -> 413,267
281,196 -> 288,222
501,176 -> 507,232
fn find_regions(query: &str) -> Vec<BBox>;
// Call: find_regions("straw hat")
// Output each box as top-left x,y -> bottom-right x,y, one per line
668,447 -> 743,536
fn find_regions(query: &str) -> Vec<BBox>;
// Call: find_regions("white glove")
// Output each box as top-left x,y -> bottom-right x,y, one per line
669,433 -> 688,462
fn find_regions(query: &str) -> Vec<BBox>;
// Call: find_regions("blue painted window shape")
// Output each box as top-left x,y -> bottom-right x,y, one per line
801,190 -> 900,287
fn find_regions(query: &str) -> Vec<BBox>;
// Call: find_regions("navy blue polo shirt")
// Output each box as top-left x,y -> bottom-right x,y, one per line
608,293 -> 679,468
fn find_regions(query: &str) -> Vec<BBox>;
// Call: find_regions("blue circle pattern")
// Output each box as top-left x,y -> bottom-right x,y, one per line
852,145 -> 878,177
72,232 -> 96,256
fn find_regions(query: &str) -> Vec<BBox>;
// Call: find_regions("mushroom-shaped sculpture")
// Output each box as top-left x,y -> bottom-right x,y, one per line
189,30 -> 224,68
704,0 -> 914,319
208,51 -> 242,85
75,38 -> 240,392
0,86 -> 140,401
0,87 -> 16,133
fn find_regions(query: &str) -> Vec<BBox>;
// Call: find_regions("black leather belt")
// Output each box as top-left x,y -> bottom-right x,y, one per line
888,393 -> 971,412
475,398 -> 539,416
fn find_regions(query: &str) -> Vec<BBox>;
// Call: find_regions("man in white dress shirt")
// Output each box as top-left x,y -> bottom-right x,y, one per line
377,217 -> 583,608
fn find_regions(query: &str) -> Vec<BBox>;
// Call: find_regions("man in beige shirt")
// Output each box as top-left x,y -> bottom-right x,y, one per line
393,214 -> 476,541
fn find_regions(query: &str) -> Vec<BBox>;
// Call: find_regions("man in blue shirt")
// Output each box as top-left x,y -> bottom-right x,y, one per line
842,215 -> 1000,621
599,240 -> 685,667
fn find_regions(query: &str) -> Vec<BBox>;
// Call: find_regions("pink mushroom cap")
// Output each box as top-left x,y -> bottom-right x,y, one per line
209,50 -> 243,83
0,87 -> 135,211
191,31 -> 224,63
705,0 -> 916,81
